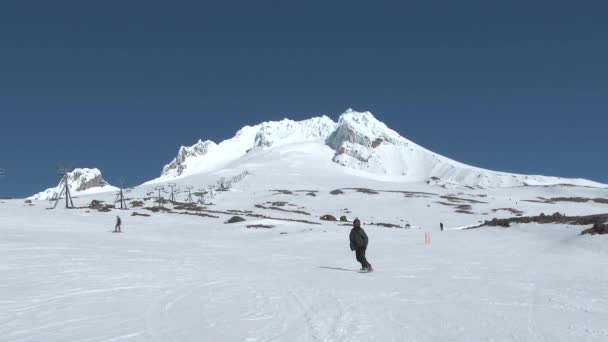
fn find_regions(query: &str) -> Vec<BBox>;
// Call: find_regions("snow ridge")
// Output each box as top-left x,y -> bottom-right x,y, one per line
153,109 -> 605,188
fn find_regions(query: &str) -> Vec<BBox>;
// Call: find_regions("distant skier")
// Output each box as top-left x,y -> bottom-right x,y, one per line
440,222 -> 444,231
350,218 -> 372,272
114,216 -> 122,233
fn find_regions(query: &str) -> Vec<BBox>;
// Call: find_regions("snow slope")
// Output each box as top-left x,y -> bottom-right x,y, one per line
151,109 -> 605,188
2,187 -> 608,341
29,168 -> 118,201
7,109 -> 608,341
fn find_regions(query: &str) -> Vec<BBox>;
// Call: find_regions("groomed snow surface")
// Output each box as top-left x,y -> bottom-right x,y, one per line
2,187 -> 608,341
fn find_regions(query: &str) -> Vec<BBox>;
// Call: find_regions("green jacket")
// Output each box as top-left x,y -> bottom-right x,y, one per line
350,227 -> 368,251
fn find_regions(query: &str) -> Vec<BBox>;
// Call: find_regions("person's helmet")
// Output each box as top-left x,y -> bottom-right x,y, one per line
353,218 -> 361,227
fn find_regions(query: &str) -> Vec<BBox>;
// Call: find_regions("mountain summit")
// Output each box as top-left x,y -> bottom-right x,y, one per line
155,109 -> 603,188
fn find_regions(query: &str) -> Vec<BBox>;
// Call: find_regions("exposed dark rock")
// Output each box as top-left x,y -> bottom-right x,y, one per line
349,188 -> 379,195
581,223 -> 608,235
174,203 -> 203,211
89,200 -> 105,210
178,212 -> 219,219
440,196 -> 487,204
371,138 -> 384,148
131,212 -> 151,217
492,208 -> 525,215
255,204 -> 311,216
320,214 -> 337,221
225,216 -> 246,224
143,206 -> 173,213
474,212 -> 608,229
89,200 -> 113,212
340,215 -> 348,222
271,190 -> 294,195
247,224 -> 274,229
130,200 -> 144,207
330,189 -> 344,195
369,222 -> 402,228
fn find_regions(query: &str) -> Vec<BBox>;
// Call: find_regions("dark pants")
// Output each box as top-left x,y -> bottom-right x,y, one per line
115,224 -> 121,232
355,248 -> 369,269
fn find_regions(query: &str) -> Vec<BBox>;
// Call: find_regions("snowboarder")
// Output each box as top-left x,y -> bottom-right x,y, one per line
440,222 -> 444,231
114,216 -> 122,233
350,218 -> 372,272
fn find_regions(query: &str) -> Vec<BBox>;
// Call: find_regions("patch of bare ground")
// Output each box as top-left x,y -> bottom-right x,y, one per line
345,188 -> 380,194
492,208 -> 524,215
294,190 -> 318,193
246,215 -> 319,225
331,188 -> 435,198
271,190 -> 294,195
227,209 -> 253,214
550,197 -> 608,204
143,206 -> 173,213
470,212 -> 608,229
255,203 -> 311,216
247,224 -> 275,229
173,203 -> 205,211
436,201 -> 474,213
522,198 -> 555,204
581,223 -> 608,235
179,212 -> 219,219
130,200 -> 144,207
305,192 -> 317,197
131,212 -> 151,217
88,200 -> 114,212
369,222 -> 403,228
146,204 -> 320,225
523,197 -> 608,205
440,195 -> 487,204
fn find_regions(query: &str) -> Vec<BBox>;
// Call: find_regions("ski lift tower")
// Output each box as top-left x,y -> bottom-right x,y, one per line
184,186 -> 194,204
114,178 -> 128,209
154,186 -> 165,208
197,187 -> 205,204
167,183 -> 177,203
57,167 -> 74,209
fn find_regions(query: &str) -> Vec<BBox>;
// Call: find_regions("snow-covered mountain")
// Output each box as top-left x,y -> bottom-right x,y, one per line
30,168 -> 118,200
153,109 -> 605,188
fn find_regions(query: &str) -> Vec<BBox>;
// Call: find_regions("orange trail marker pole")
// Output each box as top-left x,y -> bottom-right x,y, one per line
425,231 -> 431,245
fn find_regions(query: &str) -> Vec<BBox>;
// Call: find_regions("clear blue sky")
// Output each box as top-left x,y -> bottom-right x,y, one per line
1,0 -> 607,197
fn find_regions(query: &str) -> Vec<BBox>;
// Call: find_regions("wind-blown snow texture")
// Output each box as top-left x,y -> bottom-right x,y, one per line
155,109 -> 604,188
29,168 -> 117,200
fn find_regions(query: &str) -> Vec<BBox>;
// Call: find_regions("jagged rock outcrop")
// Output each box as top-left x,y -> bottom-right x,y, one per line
30,168 -> 117,200
162,140 -> 217,177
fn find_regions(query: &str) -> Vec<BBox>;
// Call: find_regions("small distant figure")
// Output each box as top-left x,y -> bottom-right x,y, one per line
440,222 -> 444,231
115,216 -> 122,233
350,218 -> 373,272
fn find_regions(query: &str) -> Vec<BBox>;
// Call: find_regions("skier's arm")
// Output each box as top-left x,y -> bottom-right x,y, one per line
361,230 -> 368,247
